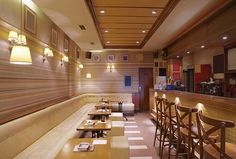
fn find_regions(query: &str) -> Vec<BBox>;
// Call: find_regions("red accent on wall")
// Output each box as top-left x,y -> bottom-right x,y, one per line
173,63 -> 180,71
173,72 -> 180,80
132,93 -> 140,110
194,64 -> 212,92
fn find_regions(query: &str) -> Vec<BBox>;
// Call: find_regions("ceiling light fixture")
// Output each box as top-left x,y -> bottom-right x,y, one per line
222,36 -> 228,40
152,11 -> 157,14
142,30 -> 146,33
100,10 -> 105,14
201,45 -> 205,49
106,41 -> 110,44
187,51 -> 191,54
136,41 -> 140,44
176,55 -> 180,58
104,30 -> 109,33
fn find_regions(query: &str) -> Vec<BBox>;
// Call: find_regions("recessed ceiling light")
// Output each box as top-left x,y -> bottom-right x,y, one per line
201,45 -> 205,48
104,30 -> 109,33
187,51 -> 191,54
100,10 -> 105,14
152,11 -> 157,14
222,36 -> 228,40
106,41 -> 110,44
176,56 -> 180,58
136,41 -> 140,44
142,30 -> 146,33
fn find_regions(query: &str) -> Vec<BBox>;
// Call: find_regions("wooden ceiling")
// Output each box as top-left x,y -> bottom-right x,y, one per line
86,0 -> 179,49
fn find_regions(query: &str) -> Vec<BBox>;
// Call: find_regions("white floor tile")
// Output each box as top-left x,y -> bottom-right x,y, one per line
125,131 -> 140,134
128,137 -> 144,141
130,145 -> 148,150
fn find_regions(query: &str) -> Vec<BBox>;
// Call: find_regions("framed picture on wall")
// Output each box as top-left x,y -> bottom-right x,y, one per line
122,55 -> 128,62
64,37 -> 69,53
124,75 -> 132,87
51,28 -> 58,47
93,54 -> 100,62
108,55 -> 115,62
76,47 -> 80,59
24,6 -> 37,34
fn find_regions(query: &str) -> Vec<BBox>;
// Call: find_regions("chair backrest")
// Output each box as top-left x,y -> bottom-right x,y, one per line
175,105 -> 198,137
196,111 -> 235,159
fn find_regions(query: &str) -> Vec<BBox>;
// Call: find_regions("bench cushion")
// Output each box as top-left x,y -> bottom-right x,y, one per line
107,121 -> 124,137
111,136 -> 129,159
109,112 -> 124,121
14,103 -> 95,159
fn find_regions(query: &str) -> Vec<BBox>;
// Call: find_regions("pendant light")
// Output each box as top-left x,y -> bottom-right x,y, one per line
10,0 -> 32,65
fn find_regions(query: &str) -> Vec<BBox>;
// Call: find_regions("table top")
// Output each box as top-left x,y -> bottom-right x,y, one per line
55,138 -> 111,159
95,103 -> 113,109
77,119 -> 112,131
88,109 -> 112,116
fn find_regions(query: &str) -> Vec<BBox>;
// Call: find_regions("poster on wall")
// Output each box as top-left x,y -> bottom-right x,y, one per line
228,48 -> 236,70
124,76 -> 131,87
154,76 -> 166,90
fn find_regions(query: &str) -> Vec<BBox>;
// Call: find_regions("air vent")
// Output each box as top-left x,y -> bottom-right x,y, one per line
79,25 -> 86,30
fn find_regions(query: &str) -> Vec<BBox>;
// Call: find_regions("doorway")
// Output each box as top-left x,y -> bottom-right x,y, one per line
184,69 -> 194,92
139,68 -> 153,111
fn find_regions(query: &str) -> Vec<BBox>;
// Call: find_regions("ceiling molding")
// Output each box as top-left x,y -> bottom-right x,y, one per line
86,0 -> 179,49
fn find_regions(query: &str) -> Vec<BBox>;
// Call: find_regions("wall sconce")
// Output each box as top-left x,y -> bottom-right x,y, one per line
61,55 -> 69,65
43,47 -> 53,62
107,64 -> 115,72
86,73 -> 92,79
8,31 -> 19,44
77,63 -> 83,72
8,31 -> 32,65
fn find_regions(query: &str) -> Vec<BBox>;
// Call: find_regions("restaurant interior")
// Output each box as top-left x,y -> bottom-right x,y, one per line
0,0 -> 236,159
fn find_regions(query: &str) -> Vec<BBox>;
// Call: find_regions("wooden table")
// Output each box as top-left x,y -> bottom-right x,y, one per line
88,109 -> 112,116
95,102 -> 113,109
77,119 -> 111,137
55,138 -> 111,159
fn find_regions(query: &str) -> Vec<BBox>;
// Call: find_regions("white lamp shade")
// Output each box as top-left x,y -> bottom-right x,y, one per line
8,31 -> 18,42
62,56 -> 69,62
10,45 -> 32,65
44,48 -> 53,57
86,73 -> 92,78
18,34 -> 27,45
79,64 -> 83,69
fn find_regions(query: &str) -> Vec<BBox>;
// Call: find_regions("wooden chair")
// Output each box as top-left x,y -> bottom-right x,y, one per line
175,105 -> 199,159
196,111 -> 236,159
153,96 -> 166,155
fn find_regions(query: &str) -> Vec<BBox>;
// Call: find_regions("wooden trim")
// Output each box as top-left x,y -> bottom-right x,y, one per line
85,0 -> 179,49
140,0 -> 180,48
86,0 -> 105,47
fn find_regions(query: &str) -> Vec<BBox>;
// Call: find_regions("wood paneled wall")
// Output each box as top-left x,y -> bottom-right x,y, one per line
0,0 -> 80,124
0,0 -> 154,124
80,51 -> 153,93
166,3 -> 236,58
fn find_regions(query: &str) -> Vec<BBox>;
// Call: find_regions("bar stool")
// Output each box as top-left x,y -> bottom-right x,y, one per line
159,101 -> 188,159
175,105 -> 199,158
196,111 -> 236,159
153,96 -> 164,147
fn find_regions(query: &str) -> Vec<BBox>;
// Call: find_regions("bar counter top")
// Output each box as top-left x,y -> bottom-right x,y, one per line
152,89 -> 236,112
149,89 -> 236,143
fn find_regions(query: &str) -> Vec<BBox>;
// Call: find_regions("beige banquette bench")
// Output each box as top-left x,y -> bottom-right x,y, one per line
90,93 -> 135,114
0,93 -> 131,159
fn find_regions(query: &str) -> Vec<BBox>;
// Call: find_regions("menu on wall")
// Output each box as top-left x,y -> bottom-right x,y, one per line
228,48 -> 236,70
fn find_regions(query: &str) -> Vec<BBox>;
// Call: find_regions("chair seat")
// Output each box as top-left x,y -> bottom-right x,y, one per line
180,126 -> 198,138
180,126 -> 218,141
204,142 -> 236,159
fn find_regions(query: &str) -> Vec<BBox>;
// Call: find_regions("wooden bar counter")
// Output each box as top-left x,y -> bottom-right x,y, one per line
149,88 -> 236,143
